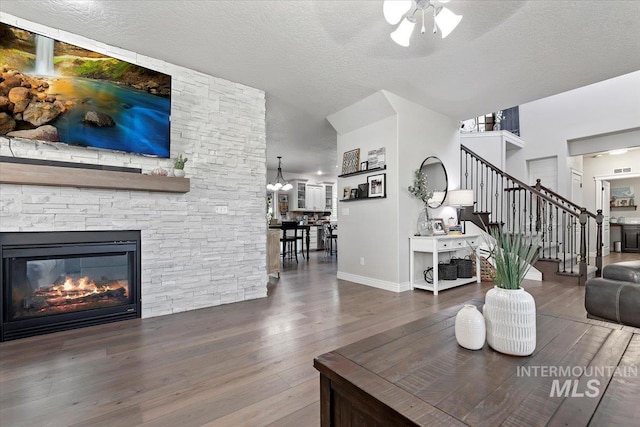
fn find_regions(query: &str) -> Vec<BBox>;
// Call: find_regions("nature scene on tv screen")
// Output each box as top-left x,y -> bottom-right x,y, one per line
0,23 -> 171,158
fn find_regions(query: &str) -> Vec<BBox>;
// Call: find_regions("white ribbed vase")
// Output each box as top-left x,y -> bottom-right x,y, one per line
483,286 -> 536,356
455,305 -> 486,350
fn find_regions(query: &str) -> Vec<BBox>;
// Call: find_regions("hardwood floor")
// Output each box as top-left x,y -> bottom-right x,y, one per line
1,251 -> 638,427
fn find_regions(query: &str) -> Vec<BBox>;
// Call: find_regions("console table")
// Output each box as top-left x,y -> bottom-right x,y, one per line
409,235 -> 480,295
314,303 -> 640,426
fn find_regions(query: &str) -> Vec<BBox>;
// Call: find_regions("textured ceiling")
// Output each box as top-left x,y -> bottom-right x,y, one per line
2,0 -> 639,175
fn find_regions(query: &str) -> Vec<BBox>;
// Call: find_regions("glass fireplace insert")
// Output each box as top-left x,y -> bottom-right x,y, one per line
1,231 -> 141,341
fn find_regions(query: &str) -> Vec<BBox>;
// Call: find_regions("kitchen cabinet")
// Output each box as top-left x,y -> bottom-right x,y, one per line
289,181 -> 332,212
622,225 -> 640,252
267,229 -> 281,276
324,184 -> 334,211
309,226 -> 318,250
289,180 -> 307,211
306,184 -> 325,211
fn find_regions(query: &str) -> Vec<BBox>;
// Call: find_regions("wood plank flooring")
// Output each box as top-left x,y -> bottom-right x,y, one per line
1,252 -> 638,426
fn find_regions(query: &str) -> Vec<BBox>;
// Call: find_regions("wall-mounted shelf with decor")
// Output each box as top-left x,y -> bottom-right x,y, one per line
338,165 -> 386,178
611,205 -> 637,210
339,196 -> 387,202
0,162 -> 190,193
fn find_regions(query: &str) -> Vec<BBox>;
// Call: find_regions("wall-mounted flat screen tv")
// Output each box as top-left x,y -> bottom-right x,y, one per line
0,22 -> 171,158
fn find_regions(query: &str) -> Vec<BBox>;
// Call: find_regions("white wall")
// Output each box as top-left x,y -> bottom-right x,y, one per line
328,91 -> 460,291
507,70 -> 640,198
460,131 -> 526,185
388,93 -> 460,285
0,14 -> 267,317
337,114 -> 399,287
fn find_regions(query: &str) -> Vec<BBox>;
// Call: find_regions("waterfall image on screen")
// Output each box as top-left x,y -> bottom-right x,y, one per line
0,23 -> 171,158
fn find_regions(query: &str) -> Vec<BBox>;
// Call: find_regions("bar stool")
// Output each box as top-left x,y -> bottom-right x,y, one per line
323,223 -> 337,257
280,221 -> 299,263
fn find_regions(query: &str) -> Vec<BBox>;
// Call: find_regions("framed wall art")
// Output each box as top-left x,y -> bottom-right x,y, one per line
358,183 -> 368,198
342,186 -> 351,200
367,173 -> 386,198
367,147 -> 386,169
342,148 -> 360,175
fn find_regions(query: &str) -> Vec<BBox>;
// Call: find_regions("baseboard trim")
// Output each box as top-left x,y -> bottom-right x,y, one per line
337,271 -> 410,293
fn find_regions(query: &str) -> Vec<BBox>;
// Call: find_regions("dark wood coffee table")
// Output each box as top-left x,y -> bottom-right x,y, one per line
314,302 -> 640,426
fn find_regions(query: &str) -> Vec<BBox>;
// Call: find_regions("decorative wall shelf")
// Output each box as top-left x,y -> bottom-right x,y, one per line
339,196 -> 387,202
0,162 -> 190,193
338,165 -> 386,178
611,205 -> 637,210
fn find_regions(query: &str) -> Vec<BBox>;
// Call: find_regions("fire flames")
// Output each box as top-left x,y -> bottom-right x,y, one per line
44,276 -> 125,301
18,276 -> 130,318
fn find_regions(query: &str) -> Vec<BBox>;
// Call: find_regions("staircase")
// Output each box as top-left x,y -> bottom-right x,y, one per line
460,145 -> 603,285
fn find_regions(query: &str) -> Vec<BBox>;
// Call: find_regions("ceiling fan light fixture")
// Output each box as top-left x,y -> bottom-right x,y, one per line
434,6 -> 462,39
391,16 -> 416,47
383,0 -> 413,25
384,0 -> 461,46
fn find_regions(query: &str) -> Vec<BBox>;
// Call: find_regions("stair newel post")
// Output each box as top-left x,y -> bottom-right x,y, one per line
578,208 -> 588,286
534,179 -> 542,235
595,209 -> 603,277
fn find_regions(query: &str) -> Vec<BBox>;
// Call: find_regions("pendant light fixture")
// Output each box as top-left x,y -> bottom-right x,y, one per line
267,156 -> 293,192
384,0 -> 462,47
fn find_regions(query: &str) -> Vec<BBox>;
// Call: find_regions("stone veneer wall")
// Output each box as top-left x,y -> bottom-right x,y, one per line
0,13 -> 268,317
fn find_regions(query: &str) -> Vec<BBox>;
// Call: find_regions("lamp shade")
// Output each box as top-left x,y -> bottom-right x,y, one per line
434,6 -> 462,38
383,0 -> 413,25
390,17 -> 416,46
448,189 -> 474,206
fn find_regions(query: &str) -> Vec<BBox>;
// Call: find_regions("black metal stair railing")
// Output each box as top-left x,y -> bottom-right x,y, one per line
460,145 -> 603,284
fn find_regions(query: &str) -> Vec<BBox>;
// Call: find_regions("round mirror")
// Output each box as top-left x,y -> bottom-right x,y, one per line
419,156 -> 448,208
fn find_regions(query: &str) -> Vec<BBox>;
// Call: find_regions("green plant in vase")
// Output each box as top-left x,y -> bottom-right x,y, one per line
489,228 -> 540,289
173,154 -> 188,177
408,169 -> 434,235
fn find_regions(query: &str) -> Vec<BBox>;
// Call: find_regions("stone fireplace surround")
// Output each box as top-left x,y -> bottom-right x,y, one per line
0,13 -> 268,319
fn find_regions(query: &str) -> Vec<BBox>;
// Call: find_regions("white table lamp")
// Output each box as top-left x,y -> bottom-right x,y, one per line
447,189 -> 474,233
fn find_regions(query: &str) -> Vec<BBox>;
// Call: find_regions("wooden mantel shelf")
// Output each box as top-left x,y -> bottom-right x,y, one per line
0,162 -> 190,193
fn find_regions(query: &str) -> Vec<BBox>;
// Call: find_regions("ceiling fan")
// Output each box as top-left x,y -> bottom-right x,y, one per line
383,0 -> 462,46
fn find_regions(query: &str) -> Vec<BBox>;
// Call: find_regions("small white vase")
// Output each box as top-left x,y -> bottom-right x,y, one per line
455,305 -> 485,350
173,169 -> 185,178
483,286 -> 536,356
